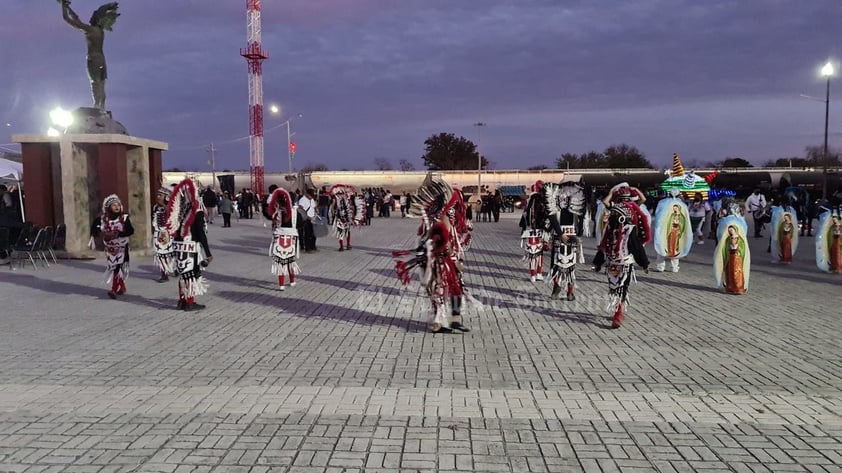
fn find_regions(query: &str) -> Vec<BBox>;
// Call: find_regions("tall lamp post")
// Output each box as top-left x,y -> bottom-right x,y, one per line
821,61 -> 835,200
474,122 -> 486,197
269,105 -> 303,174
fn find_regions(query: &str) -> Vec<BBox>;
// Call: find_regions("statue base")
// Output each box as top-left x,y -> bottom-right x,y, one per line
11,133 -> 167,256
67,107 -> 129,135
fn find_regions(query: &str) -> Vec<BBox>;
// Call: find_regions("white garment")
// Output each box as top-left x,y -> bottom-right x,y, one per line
745,193 -> 766,213
298,196 -> 315,218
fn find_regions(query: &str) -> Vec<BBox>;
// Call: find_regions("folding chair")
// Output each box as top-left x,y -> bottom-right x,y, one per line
37,226 -> 54,268
50,223 -> 66,264
14,227 -> 46,270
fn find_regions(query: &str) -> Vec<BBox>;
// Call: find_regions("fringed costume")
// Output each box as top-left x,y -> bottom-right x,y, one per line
329,184 -> 364,251
770,205 -> 798,264
816,206 -> 842,274
266,187 -> 300,290
713,201 -> 750,294
393,178 -> 471,333
90,194 -> 134,299
652,191 -> 693,272
152,187 -> 175,282
543,181 -> 586,300
166,178 -> 212,311
519,180 -> 550,282
592,203 -> 650,329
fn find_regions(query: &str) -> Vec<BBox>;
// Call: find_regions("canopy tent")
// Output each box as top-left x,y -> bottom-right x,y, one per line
0,157 -> 25,222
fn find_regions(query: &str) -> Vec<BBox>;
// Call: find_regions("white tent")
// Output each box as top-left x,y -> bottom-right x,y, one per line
0,157 -> 25,222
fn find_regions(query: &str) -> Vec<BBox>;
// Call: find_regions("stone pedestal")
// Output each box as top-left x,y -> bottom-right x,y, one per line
12,134 -> 168,257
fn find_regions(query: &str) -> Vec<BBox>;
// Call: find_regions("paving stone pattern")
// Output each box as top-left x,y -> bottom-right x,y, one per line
0,214 -> 839,472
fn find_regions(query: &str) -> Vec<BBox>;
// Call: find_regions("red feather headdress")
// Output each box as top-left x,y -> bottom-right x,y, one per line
268,187 -> 293,225
166,178 -> 199,238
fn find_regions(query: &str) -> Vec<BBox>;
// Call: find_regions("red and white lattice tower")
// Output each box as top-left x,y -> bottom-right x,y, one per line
240,0 -> 268,194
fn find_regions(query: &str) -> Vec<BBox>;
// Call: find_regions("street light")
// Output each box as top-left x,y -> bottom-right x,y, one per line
474,122 -> 486,197
270,106 -> 303,174
821,61 -> 835,200
49,107 -> 74,134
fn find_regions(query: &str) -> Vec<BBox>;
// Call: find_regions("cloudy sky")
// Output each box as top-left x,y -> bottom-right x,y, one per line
2,0 -> 841,171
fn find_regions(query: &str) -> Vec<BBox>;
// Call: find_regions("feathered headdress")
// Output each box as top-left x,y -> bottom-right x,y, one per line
90,2 -> 120,31
166,178 -> 200,238
268,187 -> 293,225
607,182 -> 641,202
329,184 -> 356,196
101,194 -> 122,215
157,187 -> 172,199
444,188 -> 468,235
543,181 -> 585,218
409,176 -> 453,222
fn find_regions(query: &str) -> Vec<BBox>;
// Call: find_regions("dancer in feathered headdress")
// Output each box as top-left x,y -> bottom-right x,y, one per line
519,180 -> 550,282
815,206 -> 842,274
90,193 -> 134,299
263,185 -> 301,290
152,187 -> 174,282
597,182 -> 652,245
328,184 -> 364,251
166,178 -> 213,311
543,180 -> 586,300
393,177 -> 471,333
592,203 -> 650,329
652,189 -> 693,272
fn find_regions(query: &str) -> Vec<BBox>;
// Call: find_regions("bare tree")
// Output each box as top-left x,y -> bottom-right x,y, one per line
373,157 -> 393,170
399,159 -> 416,171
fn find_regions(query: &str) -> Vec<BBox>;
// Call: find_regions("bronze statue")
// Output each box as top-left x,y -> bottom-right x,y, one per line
59,0 -> 120,111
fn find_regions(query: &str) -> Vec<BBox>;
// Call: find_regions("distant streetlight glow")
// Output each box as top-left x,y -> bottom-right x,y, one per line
269,104 -> 280,115
821,62 -> 835,77
47,127 -> 60,137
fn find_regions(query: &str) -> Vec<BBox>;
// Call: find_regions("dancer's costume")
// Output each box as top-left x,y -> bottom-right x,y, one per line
592,203 -> 650,329
329,184 -> 364,251
595,183 -> 651,243
266,187 -> 300,290
713,200 -> 750,294
542,181 -> 586,300
394,178 -> 471,333
152,187 -> 175,281
816,206 -> 842,274
90,194 -> 134,299
770,205 -> 798,264
652,191 -> 693,272
166,178 -> 212,311
519,180 -> 550,282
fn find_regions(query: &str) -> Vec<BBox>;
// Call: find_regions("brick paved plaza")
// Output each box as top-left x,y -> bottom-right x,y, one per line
0,215 -> 840,473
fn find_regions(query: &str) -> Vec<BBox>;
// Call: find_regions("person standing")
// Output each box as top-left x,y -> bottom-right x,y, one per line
365,191 -> 375,225
202,188 -> 217,224
298,189 -> 317,252
265,186 -> 301,290
399,192 -> 408,218
218,191 -> 234,228
688,192 -> 709,245
166,178 -> 213,311
151,187 -> 174,282
90,194 -> 134,299
492,189 -> 503,222
744,189 -> 767,238
519,181 -> 549,282
318,187 -> 330,221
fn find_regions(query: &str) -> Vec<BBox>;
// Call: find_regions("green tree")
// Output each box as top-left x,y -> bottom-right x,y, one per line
421,132 -> 488,170
603,144 -> 654,168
